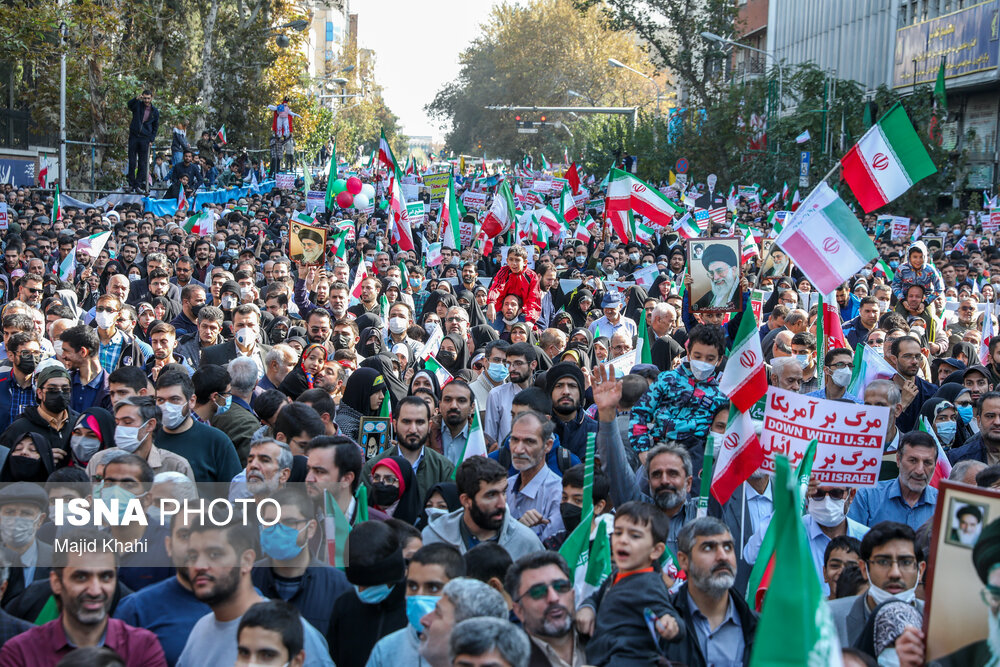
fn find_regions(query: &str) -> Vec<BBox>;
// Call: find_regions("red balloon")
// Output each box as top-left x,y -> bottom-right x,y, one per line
336,190 -> 354,208
346,177 -> 363,195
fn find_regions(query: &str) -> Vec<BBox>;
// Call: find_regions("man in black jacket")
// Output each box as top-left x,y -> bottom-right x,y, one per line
126,90 -> 159,193
667,517 -> 758,667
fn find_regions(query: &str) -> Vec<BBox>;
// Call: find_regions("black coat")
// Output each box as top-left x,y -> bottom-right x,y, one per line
666,583 -> 758,667
327,580 -> 407,667
127,98 -> 159,141
251,558 -> 351,636
199,340 -> 271,369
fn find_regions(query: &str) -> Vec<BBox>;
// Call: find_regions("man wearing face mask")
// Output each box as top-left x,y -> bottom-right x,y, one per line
384,302 -> 421,362
93,294 -> 152,374
0,483 -> 52,606
806,347 -> 859,402
251,488 -> 350,636
86,395 -> 193,479
11,365 -> 77,464
790,332 -> 820,393
200,304 -> 271,372
629,325 -> 729,455
471,340 -> 509,420
828,522 -> 924,648
216,279 -> 241,316
0,332 -> 42,434
849,431 -> 939,530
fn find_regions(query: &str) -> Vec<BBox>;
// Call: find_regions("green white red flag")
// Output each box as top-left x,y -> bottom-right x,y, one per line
216,125 -> 227,145
440,176 -> 462,249
451,400 -> 486,476
606,168 -> 683,227
182,211 -> 212,236
387,176 -> 414,251
423,355 -> 454,387
840,102 -> 937,213
711,408 -> 765,505
674,212 -> 701,240
844,342 -> 898,397
481,180 -> 516,238
378,129 -> 404,181
558,184 -> 579,224
718,306 -> 767,411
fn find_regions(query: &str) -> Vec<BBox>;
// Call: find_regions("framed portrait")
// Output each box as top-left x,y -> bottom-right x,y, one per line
359,417 -> 391,460
688,237 -> 743,313
924,235 -> 944,254
759,241 -> 792,279
289,220 -> 327,265
923,481 -> 1000,663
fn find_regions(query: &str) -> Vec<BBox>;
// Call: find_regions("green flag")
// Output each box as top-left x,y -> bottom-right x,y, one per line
934,56 -> 947,112
584,522 -> 611,587
638,308 -> 653,365
323,490 -> 353,568
324,139 -> 338,211
355,484 -> 369,523
301,155 -> 313,194
559,433 -> 597,579
749,455 -> 842,666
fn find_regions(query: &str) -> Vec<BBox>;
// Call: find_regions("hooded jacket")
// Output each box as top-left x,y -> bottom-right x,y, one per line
890,241 -> 943,306
420,507 -> 543,560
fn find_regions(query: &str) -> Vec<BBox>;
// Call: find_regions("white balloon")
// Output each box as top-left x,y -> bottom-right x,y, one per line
361,183 -> 376,199
353,193 -> 370,209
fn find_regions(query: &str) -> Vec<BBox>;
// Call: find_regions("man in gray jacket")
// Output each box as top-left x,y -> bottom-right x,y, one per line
421,456 -> 543,561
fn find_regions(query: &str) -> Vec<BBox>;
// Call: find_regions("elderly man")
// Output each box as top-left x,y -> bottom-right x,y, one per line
418,578 -> 509,667
212,357 -> 263,466
505,411 -> 564,541
769,356 -> 804,393
849,431 -> 939,530
589,291 -> 637,339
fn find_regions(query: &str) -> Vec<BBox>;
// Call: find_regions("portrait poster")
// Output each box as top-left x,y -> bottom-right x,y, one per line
359,417 -> 392,460
688,237 -> 743,313
924,235 -> 945,253
924,481 -> 1000,663
759,241 -> 792,278
289,220 -> 327,266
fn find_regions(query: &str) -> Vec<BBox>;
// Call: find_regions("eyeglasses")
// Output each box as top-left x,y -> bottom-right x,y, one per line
827,362 -> 854,371
517,579 -> 572,601
867,556 -> 918,571
45,387 -> 71,396
809,489 -> 846,500
95,306 -> 118,314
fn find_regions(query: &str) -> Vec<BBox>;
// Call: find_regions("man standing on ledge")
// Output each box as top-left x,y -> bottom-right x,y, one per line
126,90 -> 159,194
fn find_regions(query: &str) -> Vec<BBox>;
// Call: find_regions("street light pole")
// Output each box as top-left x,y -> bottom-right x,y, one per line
607,58 -> 661,116
58,14 -> 67,189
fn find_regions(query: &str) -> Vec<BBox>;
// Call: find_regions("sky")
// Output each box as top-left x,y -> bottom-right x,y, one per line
355,0 -> 501,142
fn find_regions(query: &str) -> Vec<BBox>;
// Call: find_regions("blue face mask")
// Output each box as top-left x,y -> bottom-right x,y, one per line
405,595 -> 439,634
935,420 -> 957,445
487,362 -> 509,383
957,405 -> 974,424
100,484 -> 140,522
354,583 -> 394,605
889,261 -> 899,269
215,394 -> 232,415
259,522 -> 305,561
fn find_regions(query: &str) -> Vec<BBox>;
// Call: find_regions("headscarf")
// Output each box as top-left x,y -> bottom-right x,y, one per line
565,288 -> 594,328
470,325 -> 499,351
340,367 -> 386,418
0,430 -> 55,483
354,312 -> 383,337
437,333 -> 468,376
98,260 -> 123,293
409,369 -> 442,400
358,326 -> 383,358
415,482 -> 462,530
623,285 -> 648,321
457,288 -> 489,328
370,456 -> 422,525
360,353 -> 408,412
70,407 -> 116,465
565,327 -> 596,369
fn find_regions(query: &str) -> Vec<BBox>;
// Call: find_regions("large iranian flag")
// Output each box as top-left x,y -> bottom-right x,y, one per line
481,181 -> 516,238
558,183 -> 580,224
711,407 -> 765,505
775,182 -> 878,295
378,129 -> 403,181
387,176 -> 414,251
750,456 -> 843,667
718,307 -> 767,411
840,102 -> 937,213
440,176 -> 462,249
606,168 -> 683,226
844,342 -> 898,397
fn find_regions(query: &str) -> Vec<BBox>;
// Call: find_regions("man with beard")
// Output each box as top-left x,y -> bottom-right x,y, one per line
176,517 -> 334,667
849,431 -> 938,530
505,411 -> 564,541
422,456 -> 543,560
693,244 -> 739,310
667,518 -> 758,667
435,380 -> 478,466
237,438 -> 292,502
0,527 -> 167,665
417,578 -> 509,667
364,396 -> 454,503
506,551 -> 587,666
113,511 -> 211,665
593,363 -> 700,558
545,363 -> 598,460
485,343 -> 538,443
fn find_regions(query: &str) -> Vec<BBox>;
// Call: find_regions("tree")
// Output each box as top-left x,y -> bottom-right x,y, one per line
426,0 -> 658,161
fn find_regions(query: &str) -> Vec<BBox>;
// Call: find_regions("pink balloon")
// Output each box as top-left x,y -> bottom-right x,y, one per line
336,190 -> 355,208
346,177 -> 363,195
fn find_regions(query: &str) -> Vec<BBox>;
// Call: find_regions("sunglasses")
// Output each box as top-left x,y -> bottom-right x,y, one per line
517,579 -> 572,601
810,489 -> 846,501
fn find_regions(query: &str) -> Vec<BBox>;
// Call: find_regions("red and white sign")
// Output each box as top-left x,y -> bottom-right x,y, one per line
462,191 -> 488,210
760,387 -> 889,487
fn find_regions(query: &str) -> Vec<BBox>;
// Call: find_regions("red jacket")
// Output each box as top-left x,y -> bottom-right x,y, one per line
488,266 -> 542,323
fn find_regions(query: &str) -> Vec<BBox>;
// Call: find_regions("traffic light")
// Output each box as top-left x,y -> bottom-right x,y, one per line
539,115 -> 546,122
515,115 -> 521,121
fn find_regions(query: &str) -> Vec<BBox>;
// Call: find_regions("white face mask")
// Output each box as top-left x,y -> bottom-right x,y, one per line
689,359 -> 716,381
115,420 -> 149,452
866,577 -> 918,606
95,310 -> 117,330
807,494 -> 846,527
831,367 -> 853,388
159,402 -> 187,430
388,317 -> 408,335
877,300 -> 890,313
235,327 -> 255,347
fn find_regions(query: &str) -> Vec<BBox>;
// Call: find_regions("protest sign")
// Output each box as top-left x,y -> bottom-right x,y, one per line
531,179 -> 553,194
288,218 -> 327,265
987,208 -> 1000,233
888,215 -> 911,240
406,201 -> 425,225
459,221 -> 475,246
604,339 -> 643,377
760,387 -> 888,486
559,279 -> 583,294
402,183 -> 419,202
275,173 -> 295,190
305,190 -> 326,214
923,481 -> 1000,662
573,192 -> 590,207
750,290 -> 764,322
0,203 -> 8,231
462,191 -> 488,210
524,191 -> 543,208
423,172 -> 451,201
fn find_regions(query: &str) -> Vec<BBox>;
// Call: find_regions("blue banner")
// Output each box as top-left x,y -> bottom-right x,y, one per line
893,0 -> 999,88
0,158 -> 36,187
144,180 -> 276,216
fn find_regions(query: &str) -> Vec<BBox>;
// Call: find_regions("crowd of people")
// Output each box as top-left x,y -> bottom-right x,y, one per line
0,126 -> 998,666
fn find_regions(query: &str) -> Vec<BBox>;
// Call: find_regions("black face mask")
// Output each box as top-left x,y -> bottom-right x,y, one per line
271,328 -> 288,343
8,454 -> 43,481
331,333 -> 352,350
15,356 -> 37,374
437,350 -> 456,366
371,483 -> 399,508
43,390 -> 69,413
190,303 -> 204,319
560,502 -> 583,534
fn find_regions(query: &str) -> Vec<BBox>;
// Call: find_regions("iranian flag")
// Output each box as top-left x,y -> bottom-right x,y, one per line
76,231 -> 112,258
537,206 -> 562,237
387,177 -> 414,251
417,325 -> 444,360
820,298 -> 848,353
674,212 -> 701,240
323,490 -> 353,567
739,225 -> 759,263
919,415 -> 953,489
558,184 -> 580,224
440,177 -> 462,249
349,262 -> 368,299
775,182 -> 878,295
378,129 -> 403,181
781,182 -> 789,201
844,342 -> 898,397
329,228 -> 350,261
876,258 -> 895,280
609,209 -> 632,244
452,401 -> 487,472
183,211 -> 212,236
840,102 -> 937,213
711,408 -> 765,505
481,181 -> 516,238
566,162 -> 580,194
38,159 -> 49,188
981,303 -> 995,366
789,189 -> 801,211
541,154 -> 551,171
58,248 -> 76,281
426,242 -> 443,267
750,456 -> 843,667
324,141 -> 338,211
606,169 -> 683,227
718,307 -> 767,411
176,186 -> 189,214
53,184 -> 62,221
573,220 -> 592,244
216,125 -> 227,145
634,219 -> 655,245
423,355 -> 454,387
